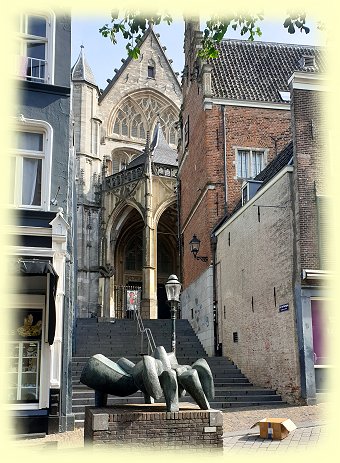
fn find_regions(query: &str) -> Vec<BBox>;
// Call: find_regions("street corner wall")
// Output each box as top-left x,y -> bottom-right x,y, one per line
181,266 -> 214,356
216,170 -> 302,402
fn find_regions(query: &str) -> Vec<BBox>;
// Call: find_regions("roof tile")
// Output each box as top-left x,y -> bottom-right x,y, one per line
209,39 -> 325,102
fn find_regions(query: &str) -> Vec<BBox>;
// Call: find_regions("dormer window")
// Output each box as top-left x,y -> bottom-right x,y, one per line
300,55 -> 316,70
148,59 -> 155,78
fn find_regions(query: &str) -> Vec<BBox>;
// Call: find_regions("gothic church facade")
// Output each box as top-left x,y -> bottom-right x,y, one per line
71,25 -> 181,319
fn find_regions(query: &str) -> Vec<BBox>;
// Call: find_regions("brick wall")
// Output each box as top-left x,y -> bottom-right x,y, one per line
291,87 -> 326,276
215,169 -> 302,402
225,105 -> 291,214
84,405 -> 223,450
179,67 -> 292,290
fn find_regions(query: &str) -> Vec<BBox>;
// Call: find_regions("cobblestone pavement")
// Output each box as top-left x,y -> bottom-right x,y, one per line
222,402 -> 329,452
9,402 -> 330,452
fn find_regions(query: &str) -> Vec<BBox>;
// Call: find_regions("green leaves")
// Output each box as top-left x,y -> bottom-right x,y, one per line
283,12 -> 310,35
99,10 -> 173,60
198,13 -> 264,59
100,11 -> 310,61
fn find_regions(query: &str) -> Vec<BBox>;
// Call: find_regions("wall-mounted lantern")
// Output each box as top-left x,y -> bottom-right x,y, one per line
189,234 -> 208,262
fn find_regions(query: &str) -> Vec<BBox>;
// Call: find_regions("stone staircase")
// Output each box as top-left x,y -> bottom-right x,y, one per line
72,318 -> 284,428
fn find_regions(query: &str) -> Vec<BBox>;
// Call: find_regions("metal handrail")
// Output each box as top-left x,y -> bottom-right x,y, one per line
135,309 -> 156,355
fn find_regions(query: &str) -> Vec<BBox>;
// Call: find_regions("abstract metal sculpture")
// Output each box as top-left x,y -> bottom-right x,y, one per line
80,346 -> 215,412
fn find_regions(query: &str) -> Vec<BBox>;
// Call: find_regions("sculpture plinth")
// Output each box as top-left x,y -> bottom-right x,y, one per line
84,403 -> 224,451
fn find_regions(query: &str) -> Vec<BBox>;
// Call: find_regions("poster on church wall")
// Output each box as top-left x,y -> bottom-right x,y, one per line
126,289 -> 139,319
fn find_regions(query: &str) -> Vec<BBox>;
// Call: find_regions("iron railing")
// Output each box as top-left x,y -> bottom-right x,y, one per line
135,309 -> 156,355
113,285 -> 141,319
112,284 -> 156,354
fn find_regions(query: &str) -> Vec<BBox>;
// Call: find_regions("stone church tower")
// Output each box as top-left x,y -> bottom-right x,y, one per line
71,25 -> 182,319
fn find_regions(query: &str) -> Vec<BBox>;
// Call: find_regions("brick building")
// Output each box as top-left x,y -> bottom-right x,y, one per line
178,20 -> 324,356
213,70 -> 330,404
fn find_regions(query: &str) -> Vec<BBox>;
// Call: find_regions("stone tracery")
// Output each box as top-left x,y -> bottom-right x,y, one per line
110,92 -> 178,147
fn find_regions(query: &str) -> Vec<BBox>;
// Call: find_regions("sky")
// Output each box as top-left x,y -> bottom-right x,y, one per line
71,15 -> 324,91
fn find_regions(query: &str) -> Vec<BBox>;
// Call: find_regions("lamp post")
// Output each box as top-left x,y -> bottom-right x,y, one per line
165,274 -> 181,353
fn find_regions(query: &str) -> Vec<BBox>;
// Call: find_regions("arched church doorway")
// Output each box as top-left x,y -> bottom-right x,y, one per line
111,203 -> 179,319
157,204 -> 179,319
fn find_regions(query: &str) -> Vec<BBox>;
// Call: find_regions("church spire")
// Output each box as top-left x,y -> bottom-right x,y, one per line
71,45 -> 97,86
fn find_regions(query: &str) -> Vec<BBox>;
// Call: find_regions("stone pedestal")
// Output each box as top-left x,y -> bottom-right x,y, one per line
84,403 -> 223,451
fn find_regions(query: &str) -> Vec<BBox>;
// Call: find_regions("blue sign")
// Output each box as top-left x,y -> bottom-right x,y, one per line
279,303 -> 289,313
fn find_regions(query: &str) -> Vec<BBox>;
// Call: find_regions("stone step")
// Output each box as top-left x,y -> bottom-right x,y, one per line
71,383 -> 274,403
71,356 -> 235,367
72,318 -> 284,428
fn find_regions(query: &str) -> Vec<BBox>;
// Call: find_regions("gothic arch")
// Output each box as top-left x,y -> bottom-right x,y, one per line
108,146 -> 142,175
105,201 -> 144,262
107,88 -> 179,146
113,208 -> 145,286
154,198 -> 178,227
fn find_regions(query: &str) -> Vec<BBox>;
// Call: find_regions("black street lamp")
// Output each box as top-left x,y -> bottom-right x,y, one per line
165,274 -> 181,353
189,234 -> 208,262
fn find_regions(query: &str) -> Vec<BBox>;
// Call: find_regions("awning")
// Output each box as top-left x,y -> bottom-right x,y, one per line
18,259 -> 58,345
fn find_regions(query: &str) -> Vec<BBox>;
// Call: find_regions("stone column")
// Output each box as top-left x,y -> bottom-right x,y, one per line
99,264 -> 115,318
141,224 -> 157,319
141,139 -> 158,319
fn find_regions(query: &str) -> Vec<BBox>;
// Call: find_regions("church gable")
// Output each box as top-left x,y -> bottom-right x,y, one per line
98,27 -> 181,112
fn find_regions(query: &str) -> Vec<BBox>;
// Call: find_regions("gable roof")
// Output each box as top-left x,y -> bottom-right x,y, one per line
71,45 -> 97,86
209,39 -> 324,103
255,141 -> 293,184
98,26 -> 181,103
128,123 -> 177,169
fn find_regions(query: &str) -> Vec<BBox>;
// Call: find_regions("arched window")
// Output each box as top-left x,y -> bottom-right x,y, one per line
110,93 -> 178,145
112,103 -> 146,141
131,113 -> 145,139
157,244 -> 172,275
159,109 -> 178,146
125,236 -> 143,271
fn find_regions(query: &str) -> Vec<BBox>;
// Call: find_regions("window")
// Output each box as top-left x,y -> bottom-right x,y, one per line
11,119 -> 52,210
147,59 -> 155,78
236,148 -> 266,179
17,12 -> 55,83
125,237 -> 143,271
110,94 -> 178,145
91,119 -> 100,155
112,103 -> 146,141
8,295 -> 50,410
184,116 -> 189,148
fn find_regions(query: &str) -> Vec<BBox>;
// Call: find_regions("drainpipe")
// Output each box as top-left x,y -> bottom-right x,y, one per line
211,105 -> 227,356
211,233 -> 220,355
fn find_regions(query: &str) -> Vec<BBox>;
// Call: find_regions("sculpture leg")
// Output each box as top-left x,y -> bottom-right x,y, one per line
159,369 -> 179,412
178,369 -> 210,410
191,359 -> 215,401
95,390 -> 108,407
142,355 -> 164,400
173,365 -> 190,398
